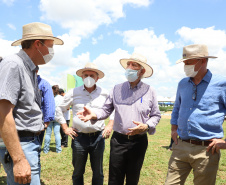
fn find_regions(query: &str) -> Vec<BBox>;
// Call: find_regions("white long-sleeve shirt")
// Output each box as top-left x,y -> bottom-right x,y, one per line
55,85 -> 110,133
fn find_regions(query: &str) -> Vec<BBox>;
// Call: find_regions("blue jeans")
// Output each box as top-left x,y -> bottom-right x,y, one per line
71,131 -> 105,185
43,121 -> 62,153
0,136 -> 41,185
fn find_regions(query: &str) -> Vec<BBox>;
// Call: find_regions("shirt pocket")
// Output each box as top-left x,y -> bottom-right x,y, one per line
138,99 -> 152,116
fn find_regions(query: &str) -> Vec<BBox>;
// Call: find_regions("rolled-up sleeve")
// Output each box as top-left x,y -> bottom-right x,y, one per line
55,90 -> 73,124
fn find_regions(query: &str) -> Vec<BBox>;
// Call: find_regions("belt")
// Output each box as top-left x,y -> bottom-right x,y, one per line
114,131 -> 146,140
179,138 -> 211,146
17,131 -> 41,138
77,131 -> 101,137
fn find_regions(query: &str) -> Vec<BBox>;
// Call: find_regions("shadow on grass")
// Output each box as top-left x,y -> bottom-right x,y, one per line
0,176 -> 6,185
40,143 -> 58,153
161,146 -> 171,150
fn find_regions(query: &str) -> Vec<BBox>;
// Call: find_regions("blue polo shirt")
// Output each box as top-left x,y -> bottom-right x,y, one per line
171,70 -> 226,140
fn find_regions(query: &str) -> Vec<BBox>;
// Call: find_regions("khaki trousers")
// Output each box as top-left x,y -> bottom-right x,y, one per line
165,139 -> 220,185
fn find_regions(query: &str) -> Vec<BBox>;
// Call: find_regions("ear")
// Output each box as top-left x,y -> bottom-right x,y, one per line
141,68 -> 145,75
33,40 -> 41,49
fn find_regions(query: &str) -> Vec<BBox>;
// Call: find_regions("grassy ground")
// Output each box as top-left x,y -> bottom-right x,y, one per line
1,118 -> 226,185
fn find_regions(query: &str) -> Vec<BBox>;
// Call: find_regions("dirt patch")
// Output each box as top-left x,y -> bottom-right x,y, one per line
161,111 -> 172,119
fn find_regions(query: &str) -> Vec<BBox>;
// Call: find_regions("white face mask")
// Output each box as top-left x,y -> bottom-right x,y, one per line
184,61 -> 201,77
83,76 -> 96,88
38,42 -> 54,64
125,69 -> 140,82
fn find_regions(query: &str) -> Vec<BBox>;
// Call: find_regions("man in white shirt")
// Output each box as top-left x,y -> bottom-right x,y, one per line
55,63 -> 113,185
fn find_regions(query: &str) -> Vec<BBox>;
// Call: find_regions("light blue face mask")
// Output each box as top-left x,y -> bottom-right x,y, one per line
125,69 -> 139,82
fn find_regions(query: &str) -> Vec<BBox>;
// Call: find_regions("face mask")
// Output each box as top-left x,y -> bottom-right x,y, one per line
38,42 -> 54,64
83,76 -> 96,88
125,69 -> 139,82
184,61 -> 201,77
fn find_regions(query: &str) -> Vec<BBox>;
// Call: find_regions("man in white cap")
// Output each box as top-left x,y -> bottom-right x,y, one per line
165,44 -> 226,185
77,53 -> 161,185
55,62 -> 114,185
0,22 -> 64,184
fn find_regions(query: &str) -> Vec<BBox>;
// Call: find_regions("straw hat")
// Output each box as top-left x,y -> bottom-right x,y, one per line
176,44 -> 217,64
120,53 -> 153,78
11,22 -> 64,46
76,62 -> 104,79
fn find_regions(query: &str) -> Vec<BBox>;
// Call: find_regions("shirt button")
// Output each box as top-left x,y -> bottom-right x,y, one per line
189,131 -> 191,133
188,120 -> 190,122
190,108 -> 192,110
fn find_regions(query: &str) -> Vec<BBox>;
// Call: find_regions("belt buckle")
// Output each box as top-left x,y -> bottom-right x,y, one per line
128,135 -> 130,140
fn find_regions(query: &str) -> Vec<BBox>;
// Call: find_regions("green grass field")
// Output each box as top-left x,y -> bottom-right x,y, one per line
1,118 -> 226,185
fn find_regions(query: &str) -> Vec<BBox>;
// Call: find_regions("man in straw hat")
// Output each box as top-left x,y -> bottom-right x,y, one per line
55,62 -> 114,185
77,53 -> 161,185
165,44 -> 226,185
0,22 -> 63,184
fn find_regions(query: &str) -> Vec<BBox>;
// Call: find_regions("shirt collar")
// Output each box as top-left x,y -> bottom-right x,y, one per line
126,80 -> 143,89
82,85 -> 99,93
188,69 -> 212,83
18,49 -> 36,72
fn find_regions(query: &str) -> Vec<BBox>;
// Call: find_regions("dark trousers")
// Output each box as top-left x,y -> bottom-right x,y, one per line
60,120 -> 70,147
108,132 -> 148,185
71,131 -> 105,185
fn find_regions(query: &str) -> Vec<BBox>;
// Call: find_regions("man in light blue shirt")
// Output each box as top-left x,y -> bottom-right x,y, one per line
165,44 -> 226,185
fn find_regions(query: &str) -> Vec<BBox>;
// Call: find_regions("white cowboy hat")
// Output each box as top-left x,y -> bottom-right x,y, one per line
76,62 -> 105,79
120,53 -> 153,78
11,22 -> 64,46
176,44 -> 217,64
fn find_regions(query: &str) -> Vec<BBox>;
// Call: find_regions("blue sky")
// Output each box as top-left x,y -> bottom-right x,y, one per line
1,0 -> 226,98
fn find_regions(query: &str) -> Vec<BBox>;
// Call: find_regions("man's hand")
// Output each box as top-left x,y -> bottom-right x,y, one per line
171,125 -> 178,145
64,127 -> 78,139
102,125 -> 112,139
171,130 -> 178,145
207,138 -> 226,154
13,157 -> 31,184
77,107 -> 97,122
126,121 -> 148,136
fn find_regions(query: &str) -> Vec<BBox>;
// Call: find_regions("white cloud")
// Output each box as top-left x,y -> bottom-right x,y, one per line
92,35 -> 103,45
122,28 -> 174,66
1,0 -> 15,6
7,23 -> 16,30
0,38 -> 20,57
39,0 -> 152,37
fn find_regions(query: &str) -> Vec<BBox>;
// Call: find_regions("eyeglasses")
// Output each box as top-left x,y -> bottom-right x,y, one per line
192,85 -> 197,101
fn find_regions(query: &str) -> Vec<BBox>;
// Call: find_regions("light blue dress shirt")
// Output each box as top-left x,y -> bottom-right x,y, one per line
171,70 -> 226,140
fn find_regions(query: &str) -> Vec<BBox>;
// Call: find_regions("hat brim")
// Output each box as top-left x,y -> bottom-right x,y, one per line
76,68 -> 105,79
120,58 -> 153,78
11,36 -> 64,46
176,56 -> 217,64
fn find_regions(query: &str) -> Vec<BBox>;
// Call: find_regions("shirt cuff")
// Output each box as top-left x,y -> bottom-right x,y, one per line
146,122 -> 156,135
